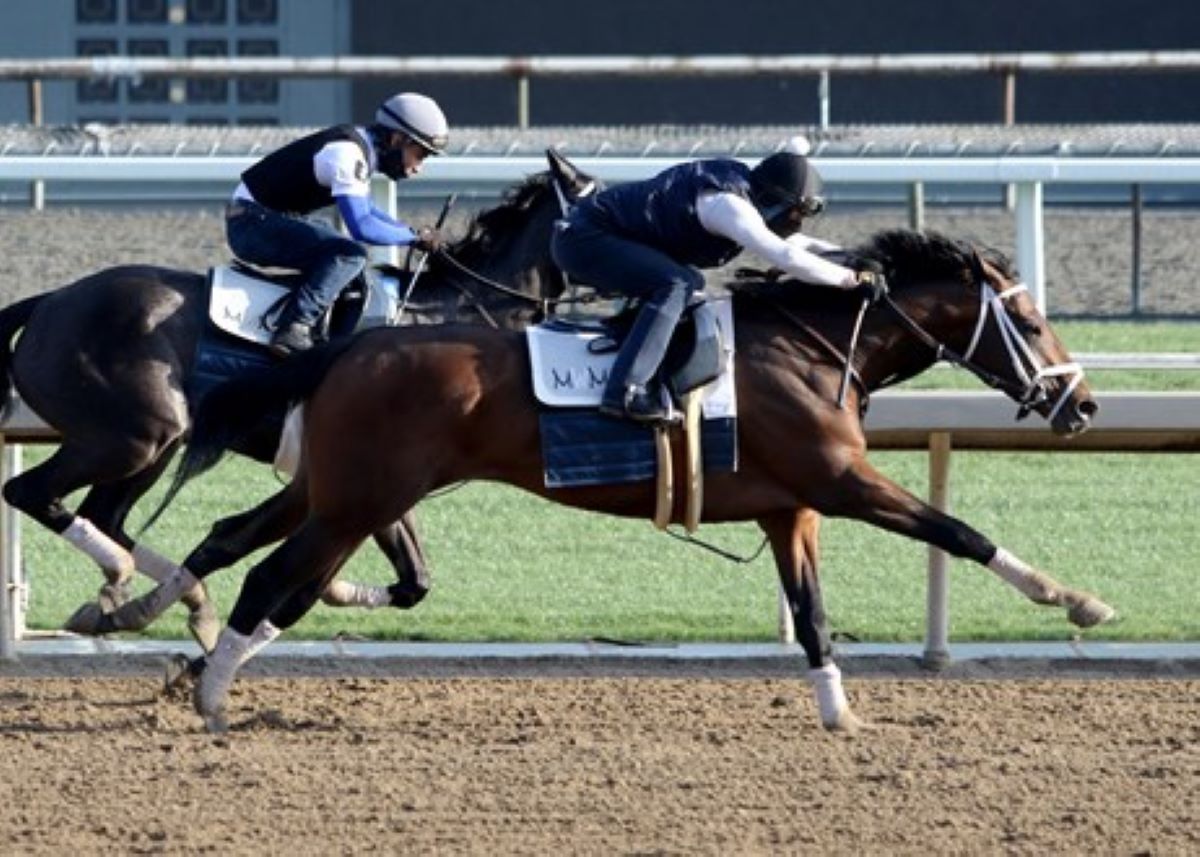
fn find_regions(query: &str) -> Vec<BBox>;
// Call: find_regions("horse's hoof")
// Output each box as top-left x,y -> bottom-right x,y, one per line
98,580 -> 132,612
63,602 -> 107,636
1067,594 -> 1116,628
188,602 -> 221,654
822,708 -> 871,735
193,681 -> 229,734
202,710 -> 229,735
163,653 -> 194,695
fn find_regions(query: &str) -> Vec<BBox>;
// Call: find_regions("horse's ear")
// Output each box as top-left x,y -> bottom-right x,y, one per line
968,246 -> 988,283
545,148 -> 597,202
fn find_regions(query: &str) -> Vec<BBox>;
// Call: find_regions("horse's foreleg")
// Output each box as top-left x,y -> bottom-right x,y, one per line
822,456 -> 1114,628
196,517 -> 363,732
321,511 -> 431,609
760,509 -> 866,733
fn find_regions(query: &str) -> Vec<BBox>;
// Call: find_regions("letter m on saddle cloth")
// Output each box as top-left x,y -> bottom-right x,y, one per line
527,298 -> 738,491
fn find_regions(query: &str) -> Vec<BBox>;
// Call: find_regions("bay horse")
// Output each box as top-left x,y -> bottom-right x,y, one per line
0,151 -> 597,652
159,229 -> 1114,732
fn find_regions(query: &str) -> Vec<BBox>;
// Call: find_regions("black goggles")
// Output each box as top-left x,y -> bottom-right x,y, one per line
797,196 -> 826,217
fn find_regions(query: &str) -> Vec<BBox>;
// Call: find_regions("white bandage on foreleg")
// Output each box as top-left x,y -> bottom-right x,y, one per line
987,547 -> 1056,601
808,663 -> 850,728
62,518 -> 135,581
321,579 -> 391,609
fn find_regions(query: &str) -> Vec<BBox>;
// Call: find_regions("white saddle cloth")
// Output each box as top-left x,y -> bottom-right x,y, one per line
208,265 -> 289,346
525,297 -> 737,418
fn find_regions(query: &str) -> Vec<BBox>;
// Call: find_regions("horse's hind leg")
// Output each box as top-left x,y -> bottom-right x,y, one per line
67,442 -> 219,649
196,516 -> 366,732
760,508 -> 866,733
321,511 -> 431,609
3,443 -> 141,608
820,455 -> 1114,628
78,479 -> 312,646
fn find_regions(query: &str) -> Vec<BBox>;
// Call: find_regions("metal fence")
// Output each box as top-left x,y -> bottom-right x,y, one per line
4,51 -> 1200,128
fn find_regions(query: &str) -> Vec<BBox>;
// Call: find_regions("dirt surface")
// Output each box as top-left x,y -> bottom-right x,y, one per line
0,657 -> 1196,855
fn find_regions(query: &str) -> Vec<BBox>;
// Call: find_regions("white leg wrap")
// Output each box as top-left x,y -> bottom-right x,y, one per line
62,518 -> 135,582
131,543 -> 178,583
987,547 -> 1056,601
808,663 -> 850,729
196,626 -> 252,717
321,579 -> 391,609
132,545 -> 207,605
152,566 -> 203,609
245,619 -> 281,661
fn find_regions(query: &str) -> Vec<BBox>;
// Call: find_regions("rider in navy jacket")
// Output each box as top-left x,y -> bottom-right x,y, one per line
551,136 -> 885,423
226,92 -> 450,356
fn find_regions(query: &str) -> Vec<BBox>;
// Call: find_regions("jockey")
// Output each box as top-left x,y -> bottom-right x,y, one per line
226,92 -> 450,356
551,136 -> 887,423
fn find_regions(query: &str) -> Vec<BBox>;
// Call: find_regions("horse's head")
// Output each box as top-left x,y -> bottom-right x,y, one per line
438,150 -> 599,318
966,251 -> 1096,434
862,230 -> 1097,436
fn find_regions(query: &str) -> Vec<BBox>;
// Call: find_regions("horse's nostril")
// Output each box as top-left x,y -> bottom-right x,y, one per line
1078,399 -> 1099,418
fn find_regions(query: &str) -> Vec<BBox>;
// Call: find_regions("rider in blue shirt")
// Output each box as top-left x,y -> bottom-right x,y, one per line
551,137 -> 885,423
226,92 -> 450,356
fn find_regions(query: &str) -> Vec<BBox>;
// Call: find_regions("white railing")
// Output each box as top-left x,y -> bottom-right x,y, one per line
3,154 -> 1200,314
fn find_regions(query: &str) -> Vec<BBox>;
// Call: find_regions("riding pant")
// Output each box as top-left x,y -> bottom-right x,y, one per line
551,215 -> 704,396
226,200 -> 368,328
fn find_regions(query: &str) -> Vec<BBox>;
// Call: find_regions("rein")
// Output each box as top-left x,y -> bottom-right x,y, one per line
434,249 -> 551,318
435,249 -> 601,315
759,296 -> 870,410
879,280 -> 1084,421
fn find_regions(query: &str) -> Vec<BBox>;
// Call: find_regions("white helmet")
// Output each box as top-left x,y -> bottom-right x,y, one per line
375,92 -> 449,155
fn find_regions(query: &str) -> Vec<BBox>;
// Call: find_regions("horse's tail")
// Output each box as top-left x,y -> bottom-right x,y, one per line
144,338 -> 354,531
0,295 -> 45,419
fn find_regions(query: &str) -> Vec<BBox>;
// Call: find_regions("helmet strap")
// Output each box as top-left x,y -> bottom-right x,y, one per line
757,200 -> 801,236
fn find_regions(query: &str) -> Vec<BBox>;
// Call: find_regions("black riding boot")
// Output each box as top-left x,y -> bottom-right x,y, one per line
269,298 -> 316,358
599,302 -> 680,424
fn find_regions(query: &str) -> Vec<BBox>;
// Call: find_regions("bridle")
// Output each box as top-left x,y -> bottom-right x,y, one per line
879,271 -> 1085,422
407,175 -> 601,326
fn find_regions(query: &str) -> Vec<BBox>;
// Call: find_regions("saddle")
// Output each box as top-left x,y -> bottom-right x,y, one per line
206,260 -> 405,347
529,299 -> 729,411
527,298 -> 738,531
188,262 -> 407,417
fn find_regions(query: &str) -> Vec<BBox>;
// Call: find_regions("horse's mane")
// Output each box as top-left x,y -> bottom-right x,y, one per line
728,228 -> 1017,304
444,171 -> 555,260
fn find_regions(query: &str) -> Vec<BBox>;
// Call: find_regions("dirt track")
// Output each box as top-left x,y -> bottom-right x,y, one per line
1,664 -> 1196,855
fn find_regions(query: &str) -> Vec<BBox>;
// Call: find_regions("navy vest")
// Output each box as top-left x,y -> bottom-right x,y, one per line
578,159 -> 752,268
241,125 -> 370,214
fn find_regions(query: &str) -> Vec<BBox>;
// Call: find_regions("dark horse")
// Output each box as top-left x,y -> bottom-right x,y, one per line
0,151 -> 597,652
159,229 -> 1114,732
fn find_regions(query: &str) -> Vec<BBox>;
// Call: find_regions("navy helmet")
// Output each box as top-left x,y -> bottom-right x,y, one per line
749,137 -> 826,229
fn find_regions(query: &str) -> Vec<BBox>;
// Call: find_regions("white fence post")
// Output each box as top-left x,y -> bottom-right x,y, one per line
368,176 -> 400,266
0,438 -> 15,660
777,585 -> 795,644
922,432 -> 953,669
1014,181 -> 1046,314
